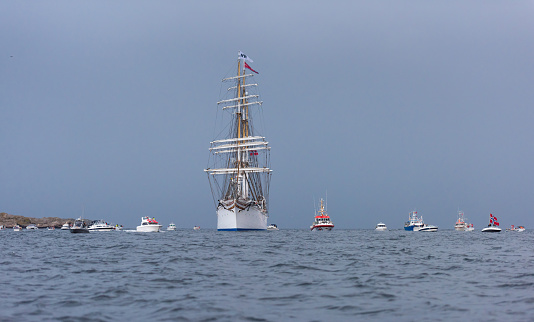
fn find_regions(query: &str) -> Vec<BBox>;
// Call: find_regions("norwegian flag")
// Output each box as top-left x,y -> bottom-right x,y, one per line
494,221 -> 500,226
490,213 -> 494,218
490,219 -> 493,224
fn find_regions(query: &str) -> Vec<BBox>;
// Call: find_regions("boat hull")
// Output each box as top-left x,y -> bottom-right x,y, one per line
482,227 -> 501,232
416,226 -> 438,232
136,225 -> 162,232
217,205 -> 267,231
310,225 -> 334,231
70,228 -> 89,233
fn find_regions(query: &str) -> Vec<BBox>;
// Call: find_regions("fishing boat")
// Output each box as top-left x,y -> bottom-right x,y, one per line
70,217 -> 89,234
454,211 -> 468,231
136,216 -> 162,232
205,52 -> 272,231
267,224 -> 279,231
310,198 -> 334,231
481,213 -> 501,232
167,223 -> 176,231
88,220 -> 115,232
404,211 -> 423,231
375,222 -> 387,231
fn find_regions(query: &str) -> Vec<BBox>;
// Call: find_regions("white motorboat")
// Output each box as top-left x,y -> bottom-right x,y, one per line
0,225 -> 4,230
465,224 -> 475,232
167,223 -> 177,231
61,222 -> 71,230
481,213 -> 501,232
70,217 -> 89,233
26,224 -> 38,230
267,224 -> 279,230
205,52 -> 272,231
310,198 -> 334,231
13,225 -> 22,231
88,220 -> 115,232
136,216 -> 162,232
193,226 -> 200,230
375,222 -> 387,231
415,224 -> 439,232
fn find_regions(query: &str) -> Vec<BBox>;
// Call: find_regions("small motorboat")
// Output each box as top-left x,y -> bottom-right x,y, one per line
481,214 -> 501,233
26,224 -> 39,230
13,225 -> 22,231
375,222 -> 387,231
61,222 -> 71,230
48,226 -> 55,230
415,224 -> 438,232
267,224 -> 279,231
136,216 -> 162,232
193,226 -> 200,230
88,220 -> 115,232
167,223 -> 177,231
464,224 -> 474,232
507,225 -> 525,232
114,224 -> 123,231
70,218 -> 89,233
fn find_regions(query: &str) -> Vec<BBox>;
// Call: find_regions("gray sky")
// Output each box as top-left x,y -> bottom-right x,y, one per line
2,1 -> 533,229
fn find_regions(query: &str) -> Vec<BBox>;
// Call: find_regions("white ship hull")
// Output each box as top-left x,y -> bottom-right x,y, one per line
217,205 -> 267,231
136,224 -> 162,232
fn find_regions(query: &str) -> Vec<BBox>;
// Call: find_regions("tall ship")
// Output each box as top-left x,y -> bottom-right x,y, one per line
310,198 -> 334,231
205,52 -> 272,231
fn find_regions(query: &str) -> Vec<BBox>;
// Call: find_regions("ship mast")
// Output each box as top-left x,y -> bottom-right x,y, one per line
206,54 -> 271,209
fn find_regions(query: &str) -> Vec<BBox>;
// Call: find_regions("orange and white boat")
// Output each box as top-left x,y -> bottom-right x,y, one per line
310,198 -> 334,231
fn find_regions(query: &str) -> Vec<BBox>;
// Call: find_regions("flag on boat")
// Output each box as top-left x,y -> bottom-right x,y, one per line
245,62 -> 259,74
490,219 -> 493,224
494,221 -> 499,226
490,213 -> 493,217
493,216 -> 498,221
238,51 -> 253,62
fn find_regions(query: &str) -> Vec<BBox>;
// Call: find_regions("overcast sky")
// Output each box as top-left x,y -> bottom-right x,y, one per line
1,1 -> 533,229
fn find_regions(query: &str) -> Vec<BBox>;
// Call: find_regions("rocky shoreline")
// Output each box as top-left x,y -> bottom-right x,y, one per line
0,212 -> 83,228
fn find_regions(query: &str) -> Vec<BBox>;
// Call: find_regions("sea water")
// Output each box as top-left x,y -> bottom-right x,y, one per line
1,229 -> 533,321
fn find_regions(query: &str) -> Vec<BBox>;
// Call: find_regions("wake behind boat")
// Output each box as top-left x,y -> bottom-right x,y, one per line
310,198 -> 334,231
482,213 -> 501,232
205,52 -> 272,231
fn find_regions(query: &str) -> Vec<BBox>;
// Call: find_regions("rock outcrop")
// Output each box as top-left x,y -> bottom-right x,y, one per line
0,212 -> 77,228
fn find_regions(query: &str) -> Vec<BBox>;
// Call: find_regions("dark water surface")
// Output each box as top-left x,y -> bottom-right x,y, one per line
1,229 -> 533,321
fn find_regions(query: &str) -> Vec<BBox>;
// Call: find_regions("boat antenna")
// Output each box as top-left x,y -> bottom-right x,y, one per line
326,190 -> 328,212
313,195 -> 317,215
